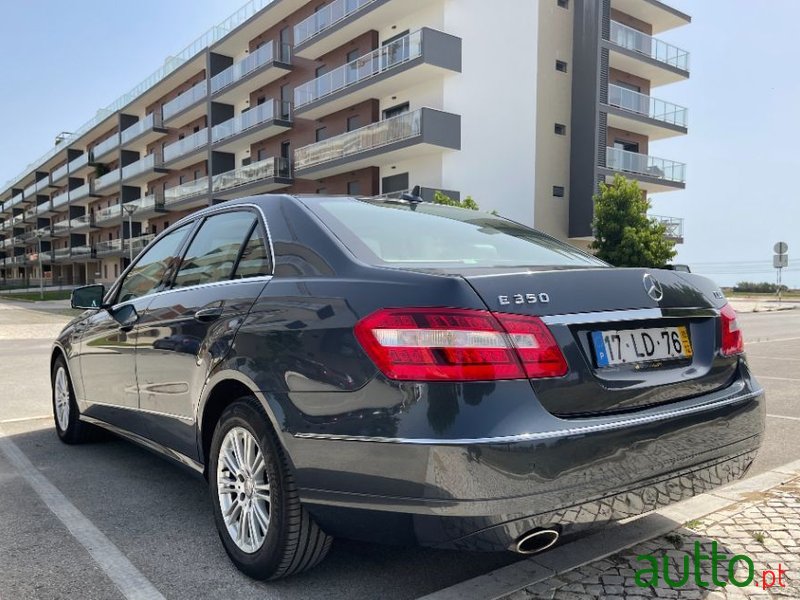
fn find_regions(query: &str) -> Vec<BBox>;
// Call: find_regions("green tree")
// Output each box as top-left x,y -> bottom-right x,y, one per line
590,174 -> 677,267
433,190 -> 479,210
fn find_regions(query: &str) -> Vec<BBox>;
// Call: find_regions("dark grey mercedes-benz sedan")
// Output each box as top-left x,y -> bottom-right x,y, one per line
52,195 -> 764,579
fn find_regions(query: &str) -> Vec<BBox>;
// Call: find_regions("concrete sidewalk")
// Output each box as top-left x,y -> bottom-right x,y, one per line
422,461 -> 800,600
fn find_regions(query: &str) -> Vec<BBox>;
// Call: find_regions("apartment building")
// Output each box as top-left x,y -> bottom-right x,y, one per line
0,0 -> 690,288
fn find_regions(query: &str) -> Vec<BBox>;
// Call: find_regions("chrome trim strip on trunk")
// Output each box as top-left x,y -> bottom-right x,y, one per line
541,307 -> 718,326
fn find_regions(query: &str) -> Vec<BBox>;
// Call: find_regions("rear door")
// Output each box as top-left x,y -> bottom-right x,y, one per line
134,208 -> 272,457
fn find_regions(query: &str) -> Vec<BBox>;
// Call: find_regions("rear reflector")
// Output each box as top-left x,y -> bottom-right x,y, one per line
354,308 -> 568,381
720,303 -> 744,356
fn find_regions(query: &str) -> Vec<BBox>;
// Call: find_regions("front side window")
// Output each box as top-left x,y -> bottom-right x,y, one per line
173,211 -> 256,289
233,223 -> 271,279
117,224 -> 190,303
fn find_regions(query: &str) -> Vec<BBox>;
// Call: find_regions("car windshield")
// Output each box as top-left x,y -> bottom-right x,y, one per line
305,198 -> 607,269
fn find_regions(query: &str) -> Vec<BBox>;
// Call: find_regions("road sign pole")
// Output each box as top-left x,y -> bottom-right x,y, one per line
773,241 -> 789,307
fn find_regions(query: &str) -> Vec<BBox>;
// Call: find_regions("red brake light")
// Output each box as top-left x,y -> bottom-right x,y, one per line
353,308 -> 568,381
720,303 -> 744,356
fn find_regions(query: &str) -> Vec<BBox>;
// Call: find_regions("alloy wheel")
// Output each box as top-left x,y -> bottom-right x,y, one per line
54,366 -> 71,431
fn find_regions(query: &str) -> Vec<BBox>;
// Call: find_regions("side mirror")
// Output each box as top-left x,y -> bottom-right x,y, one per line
71,284 -> 106,310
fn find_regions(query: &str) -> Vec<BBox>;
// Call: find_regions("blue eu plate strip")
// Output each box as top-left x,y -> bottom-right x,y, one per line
592,331 -> 609,367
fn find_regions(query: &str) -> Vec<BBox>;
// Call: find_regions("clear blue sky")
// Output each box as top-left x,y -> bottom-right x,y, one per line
0,0 -> 797,287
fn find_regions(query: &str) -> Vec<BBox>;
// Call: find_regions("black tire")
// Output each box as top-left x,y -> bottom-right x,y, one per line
209,396 -> 332,580
52,355 -> 88,444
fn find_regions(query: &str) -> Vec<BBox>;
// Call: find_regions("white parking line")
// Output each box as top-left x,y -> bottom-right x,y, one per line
767,413 -> 800,422
0,429 -> 165,600
0,415 -> 51,424
757,375 -> 800,382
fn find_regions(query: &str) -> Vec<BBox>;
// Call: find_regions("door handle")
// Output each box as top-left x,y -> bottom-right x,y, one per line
194,306 -> 224,322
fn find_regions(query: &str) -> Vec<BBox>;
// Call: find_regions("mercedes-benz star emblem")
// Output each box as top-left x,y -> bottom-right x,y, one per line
643,273 -> 664,302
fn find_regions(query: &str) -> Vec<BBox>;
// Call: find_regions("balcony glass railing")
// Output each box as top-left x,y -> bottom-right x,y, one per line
23,206 -> 37,220
127,192 -> 166,213
52,190 -> 69,209
210,42 -> 291,94
651,215 -> 684,239
96,239 -> 123,254
211,101 -> 290,143
295,109 -> 422,170
95,168 -> 121,191
51,163 -> 69,182
164,129 -> 208,162
605,147 -> 686,184
34,177 -> 50,193
52,221 -> 71,235
95,203 -> 121,224
609,21 -> 689,71
9,193 -> 23,209
294,0 -> 378,46
69,182 -> 91,201
295,30 -> 421,108
164,177 -> 208,205
69,214 -> 95,229
24,182 -> 37,197
120,113 -> 160,145
71,245 -> 95,258
608,84 -> 688,127
125,234 -> 155,255
211,157 -> 290,192
68,153 -> 89,172
122,153 -> 159,180
163,81 -> 207,120
93,133 -> 121,159
53,247 -> 71,260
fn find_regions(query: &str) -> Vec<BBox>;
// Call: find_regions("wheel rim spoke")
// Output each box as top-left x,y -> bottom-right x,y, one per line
54,368 -> 70,431
216,426 -> 271,553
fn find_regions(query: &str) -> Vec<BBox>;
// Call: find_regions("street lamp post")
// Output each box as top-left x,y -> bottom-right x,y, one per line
122,204 -> 138,264
34,229 -> 45,300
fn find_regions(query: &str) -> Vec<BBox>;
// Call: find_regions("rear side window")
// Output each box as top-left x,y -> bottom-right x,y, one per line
117,224 -> 190,303
306,199 -> 606,268
173,211 -> 256,289
233,223 -> 271,279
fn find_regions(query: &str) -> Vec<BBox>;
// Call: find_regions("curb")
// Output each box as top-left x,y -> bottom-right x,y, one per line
418,458 -> 800,600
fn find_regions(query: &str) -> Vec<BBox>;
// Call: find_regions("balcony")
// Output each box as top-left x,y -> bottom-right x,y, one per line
95,203 -> 121,226
210,42 -> 292,103
51,220 -> 71,237
652,214 -> 684,243
23,206 -> 37,221
294,0 -> 429,59
163,129 -> 208,168
36,198 -> 55,217
53,247 -> 71,261
606,84 -> 687,139
23,182 -> 37,198
69,182 -> 94,204
69,214 -> 97,232
96,238 -> 123,256
164,177 -> 209,209
211,101 -> 292,151
211,157 -> 292,200
68,152 -> 91,177
162,80 -> 208,126
125,234 -> 155,257
602,147 -> 686,192
51,162 -> 69,185
51,189 -> 70,211
120,113 -> 167,148
294,28 -> 461,120
8,255 -> 27,266
94,168 -> 121,194
610,0 -> 691,35
121,153 -> 168,185
70,245 -> 96,261
8,194 -> 23,210
294,107 -> 461,179
34,177 -> 51,193
607,21 -> 689,86
92,133 -> 121,163
123,193 -> 167,219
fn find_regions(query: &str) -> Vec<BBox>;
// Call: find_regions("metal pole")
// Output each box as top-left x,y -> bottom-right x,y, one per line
37,235 -> 44,300
128,211 -> 134,263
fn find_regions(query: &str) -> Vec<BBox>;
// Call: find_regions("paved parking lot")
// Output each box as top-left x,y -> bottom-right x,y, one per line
0,300 -> 797,599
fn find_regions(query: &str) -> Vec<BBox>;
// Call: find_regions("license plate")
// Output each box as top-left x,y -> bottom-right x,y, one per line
592,325 -> 692,368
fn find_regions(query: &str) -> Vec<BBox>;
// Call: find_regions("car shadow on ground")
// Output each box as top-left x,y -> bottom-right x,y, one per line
7,425 -> 522,599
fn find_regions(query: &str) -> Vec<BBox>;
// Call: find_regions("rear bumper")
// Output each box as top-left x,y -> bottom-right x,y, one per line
285,369 -> 765,551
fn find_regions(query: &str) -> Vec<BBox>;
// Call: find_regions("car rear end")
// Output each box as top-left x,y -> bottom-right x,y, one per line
276,197 -> 765,552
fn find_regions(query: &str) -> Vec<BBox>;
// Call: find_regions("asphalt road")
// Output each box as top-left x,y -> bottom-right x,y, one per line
0,301 -> 797,599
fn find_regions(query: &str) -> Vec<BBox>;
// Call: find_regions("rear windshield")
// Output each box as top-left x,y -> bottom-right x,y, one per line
305,198 -> 606,269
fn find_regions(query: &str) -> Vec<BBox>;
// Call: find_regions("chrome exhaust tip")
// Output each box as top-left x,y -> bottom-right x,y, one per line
514,528 -> 560,555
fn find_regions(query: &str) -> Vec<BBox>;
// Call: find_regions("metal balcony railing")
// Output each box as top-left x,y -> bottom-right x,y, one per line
53,247 -> 71,260
605,147 -> 686,183
51,163 -> 69,182
211,101 -> 291,143
652,215 -> 684,239
295,109 -> 422,170
122,153 -> 161,180
609,21 -> 689,71
95,203 -> 121,224
127,192 -> 166,213
92,133 -> 120,159
69,214 -> 95,229
68,153 -> 89,172
295,30 -> 422,108
95,168 -> 121,191
125,234 -> 155,255
163,81 -> 207,120
608,84 -> 688,127
211,157 -> 290,192
294,0 -> 378,46
96,239 -> 123,255
120,113 -> 161,145
164,177 -> 208,205
210,42 -> 291,95
69,182 -> 91,201
71,245 -> 95,258
164,129 -> 208,162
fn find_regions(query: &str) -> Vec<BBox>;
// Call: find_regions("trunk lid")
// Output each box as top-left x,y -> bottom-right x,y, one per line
463,267 -> 736,416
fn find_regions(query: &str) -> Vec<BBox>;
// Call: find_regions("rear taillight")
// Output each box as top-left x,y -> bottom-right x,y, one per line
353,308 -> 568,381
720,303 -> 744,356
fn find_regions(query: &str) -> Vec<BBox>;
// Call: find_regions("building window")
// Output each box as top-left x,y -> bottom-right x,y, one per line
281,141 -> 291,159
553,186 -> 565,197
103,265 -> 108,279
315,127 -> 328,142
554,123 -> 567,135
179,175 -> 186,185
114,264 -> 118,278
257,149 -> 267,161
383,102 -> 409,120
557,0 -> 568,8
347,115 -> 360,132
315,65 -> 327,78
194,169 -> 202,180
163,221 -> 170,231
256,96 -> 266,105
382,172 -> 409,194
556,60 -> 568,72
347,181 -> 361,195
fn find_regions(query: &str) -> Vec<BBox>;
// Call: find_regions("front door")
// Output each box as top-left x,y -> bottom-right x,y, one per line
135,210 -> 271,458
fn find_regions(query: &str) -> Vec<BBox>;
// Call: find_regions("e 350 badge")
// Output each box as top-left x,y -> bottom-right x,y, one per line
498,293 -> 550,306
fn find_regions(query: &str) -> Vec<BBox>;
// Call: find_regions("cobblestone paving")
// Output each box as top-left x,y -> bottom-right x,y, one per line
506,479 -> 800,599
